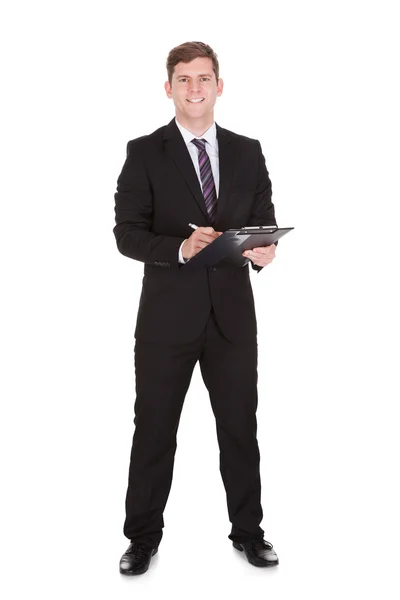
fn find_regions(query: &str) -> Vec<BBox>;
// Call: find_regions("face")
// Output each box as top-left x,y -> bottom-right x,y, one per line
164,57 -> 223,125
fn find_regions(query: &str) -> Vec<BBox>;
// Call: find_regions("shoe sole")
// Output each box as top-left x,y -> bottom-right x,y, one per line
119,548 -> 158,575
233,542 -> 279,567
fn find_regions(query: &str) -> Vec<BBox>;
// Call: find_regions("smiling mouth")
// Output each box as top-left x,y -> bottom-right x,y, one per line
186,98 -> 205,103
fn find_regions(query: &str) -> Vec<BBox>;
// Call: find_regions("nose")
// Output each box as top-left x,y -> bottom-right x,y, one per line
188,80 -> 201,94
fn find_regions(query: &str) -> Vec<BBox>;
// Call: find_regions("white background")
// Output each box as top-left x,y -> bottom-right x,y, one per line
1,0 -> 399,598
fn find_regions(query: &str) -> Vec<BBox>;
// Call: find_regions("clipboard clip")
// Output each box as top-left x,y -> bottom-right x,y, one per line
238,225 -> 278,235
240,225 -> 277,229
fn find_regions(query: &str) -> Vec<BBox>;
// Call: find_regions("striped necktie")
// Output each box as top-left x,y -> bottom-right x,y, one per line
191,138 -> 217,223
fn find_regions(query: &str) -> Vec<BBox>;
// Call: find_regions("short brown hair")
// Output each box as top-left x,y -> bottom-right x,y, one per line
166,41 -> 219,84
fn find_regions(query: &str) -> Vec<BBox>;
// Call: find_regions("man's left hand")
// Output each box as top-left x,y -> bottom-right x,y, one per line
242,244 -> 276,267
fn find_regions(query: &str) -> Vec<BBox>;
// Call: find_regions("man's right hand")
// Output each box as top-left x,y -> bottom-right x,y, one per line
182,227 -> 223,260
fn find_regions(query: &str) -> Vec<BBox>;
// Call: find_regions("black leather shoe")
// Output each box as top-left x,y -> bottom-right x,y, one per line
119,542 -> 158,575
233,539 -> 279,567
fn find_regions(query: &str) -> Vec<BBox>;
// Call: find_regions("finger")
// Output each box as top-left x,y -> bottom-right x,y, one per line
197,236 -> 218,248
197,234 -> 218,244
253,246 -> 275,255
243,250 -> 273,261
194,231 -> 215,243
196,241 -> 212,251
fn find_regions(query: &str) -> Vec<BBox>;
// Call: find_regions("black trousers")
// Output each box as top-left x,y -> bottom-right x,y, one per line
123,309 -> 265,548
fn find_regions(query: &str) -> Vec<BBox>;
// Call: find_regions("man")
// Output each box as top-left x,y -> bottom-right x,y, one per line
114,41 -> 279,575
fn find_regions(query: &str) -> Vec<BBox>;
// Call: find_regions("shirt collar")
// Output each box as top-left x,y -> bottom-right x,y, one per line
175,118 -> 217,152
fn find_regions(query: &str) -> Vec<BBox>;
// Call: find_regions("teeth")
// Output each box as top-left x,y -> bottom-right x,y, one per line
187,98 -> 204,103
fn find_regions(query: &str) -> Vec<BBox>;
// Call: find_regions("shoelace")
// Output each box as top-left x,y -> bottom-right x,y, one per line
252,540 -> 273,551
127,542 -> 152,560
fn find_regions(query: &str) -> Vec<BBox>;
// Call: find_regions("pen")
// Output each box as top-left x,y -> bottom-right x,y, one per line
188,223 -> 198,230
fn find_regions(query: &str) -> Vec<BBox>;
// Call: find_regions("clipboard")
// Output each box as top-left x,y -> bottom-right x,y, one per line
182,226 -> 294,269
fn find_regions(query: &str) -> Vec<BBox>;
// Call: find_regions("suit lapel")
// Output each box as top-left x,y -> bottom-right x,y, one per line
163,118 -> 239,224
215,122 -> 237,222
163,118 -> 209,221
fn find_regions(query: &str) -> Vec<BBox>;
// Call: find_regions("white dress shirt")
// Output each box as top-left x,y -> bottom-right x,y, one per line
175,118 -> 219,263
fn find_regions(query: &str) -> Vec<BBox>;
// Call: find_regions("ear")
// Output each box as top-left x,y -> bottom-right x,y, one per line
164,81 -> 172,98
217,78 -> 224,97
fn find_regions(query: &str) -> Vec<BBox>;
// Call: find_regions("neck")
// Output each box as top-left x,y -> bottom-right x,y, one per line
176,113 -> 214,137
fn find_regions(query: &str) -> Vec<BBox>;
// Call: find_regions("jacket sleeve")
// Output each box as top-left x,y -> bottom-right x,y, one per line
247,140 -> 278,274
113,140 -> 186,268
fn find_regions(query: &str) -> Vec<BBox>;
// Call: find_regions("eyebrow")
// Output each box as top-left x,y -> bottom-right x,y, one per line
176,73 -> 213,78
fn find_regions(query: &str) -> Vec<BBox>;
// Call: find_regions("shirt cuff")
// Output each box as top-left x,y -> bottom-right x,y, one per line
178,240 -> 188,263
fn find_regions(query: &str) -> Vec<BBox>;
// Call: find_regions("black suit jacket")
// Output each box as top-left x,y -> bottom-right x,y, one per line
113,117 -> 277,344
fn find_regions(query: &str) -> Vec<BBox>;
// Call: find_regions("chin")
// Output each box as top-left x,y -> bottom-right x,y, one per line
185,110 -> 206,119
